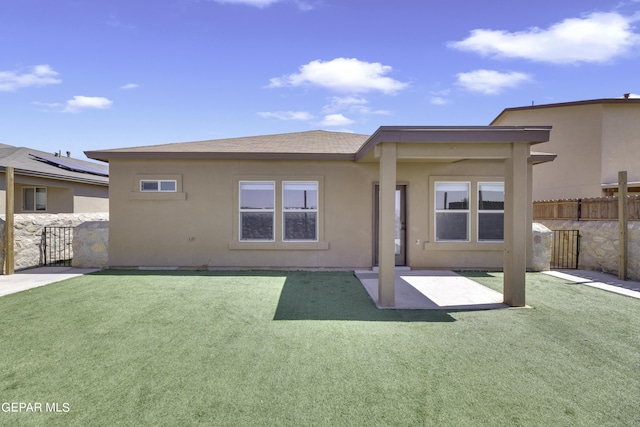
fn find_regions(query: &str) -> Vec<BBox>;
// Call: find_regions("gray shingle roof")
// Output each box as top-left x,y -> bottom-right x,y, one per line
85,130 -> 370,162
0,144 -> 109,185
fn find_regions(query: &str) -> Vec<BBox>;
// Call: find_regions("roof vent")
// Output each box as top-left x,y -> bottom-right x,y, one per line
624,93 -> 630,99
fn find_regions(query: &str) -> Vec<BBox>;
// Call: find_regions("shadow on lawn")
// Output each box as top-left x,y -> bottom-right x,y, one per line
273,272 -> 455,322
92,270 -> 455,322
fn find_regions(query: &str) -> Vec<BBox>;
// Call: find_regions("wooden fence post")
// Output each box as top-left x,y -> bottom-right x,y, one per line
618,171 -> 628,281
5,166 -> 15,275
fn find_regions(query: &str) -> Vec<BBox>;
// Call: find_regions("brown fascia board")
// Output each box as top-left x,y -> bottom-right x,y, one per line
490,98 -> 640,125
528,152 -> 557,165
84,150 -> 356,162
355,126 -> 552,161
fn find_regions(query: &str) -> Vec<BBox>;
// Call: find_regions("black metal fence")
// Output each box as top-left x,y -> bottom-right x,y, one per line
551,230 -> 580,269
42,226 -> 73,266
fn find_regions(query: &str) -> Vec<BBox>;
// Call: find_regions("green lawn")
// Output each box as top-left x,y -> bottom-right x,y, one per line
0,270 -> 638,426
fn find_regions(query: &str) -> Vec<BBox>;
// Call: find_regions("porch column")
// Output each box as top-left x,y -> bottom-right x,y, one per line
378,142 -> 396,307
526,160 -> 533,270
503,142 -> 529,307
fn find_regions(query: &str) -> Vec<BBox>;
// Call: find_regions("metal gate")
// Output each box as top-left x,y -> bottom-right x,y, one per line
551,230 -> 580,269
43,226 -> 73,266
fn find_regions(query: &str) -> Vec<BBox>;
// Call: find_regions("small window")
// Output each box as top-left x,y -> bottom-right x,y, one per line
23,187 -> 47,211
240,181 -> 275,241
140,180 -> 177,192
283,182 -> 318,241
435,182 -> 469,241
478,182 -> 504,241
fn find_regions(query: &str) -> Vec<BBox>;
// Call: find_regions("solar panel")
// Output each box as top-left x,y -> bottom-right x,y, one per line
29,154 -> 109,177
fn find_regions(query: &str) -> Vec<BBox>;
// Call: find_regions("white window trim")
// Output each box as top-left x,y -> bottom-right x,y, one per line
23,186 -> 47,212
140,179 -> 177,192
239,181 -> 276,242
477,182 -> 504,243
282,181 -> 319,242
434,181 -> 470,242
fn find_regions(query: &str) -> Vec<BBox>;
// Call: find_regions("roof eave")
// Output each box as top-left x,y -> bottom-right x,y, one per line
491,98 -> 640,124
0,167 -> 109,186
356,126 -> 552,161
84,150 -> 356,162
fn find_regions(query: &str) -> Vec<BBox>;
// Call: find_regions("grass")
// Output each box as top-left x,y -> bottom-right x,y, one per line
0,270 -> 638,426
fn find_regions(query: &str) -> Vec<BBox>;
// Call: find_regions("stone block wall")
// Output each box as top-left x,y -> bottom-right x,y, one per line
538,220 -> 640,281
72,221 -> 109,268
0,213 -> 108,271
531,223 -> 553,271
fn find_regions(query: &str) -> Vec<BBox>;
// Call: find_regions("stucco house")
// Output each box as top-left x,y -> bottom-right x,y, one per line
491,97 -> 640,200
0,144 -> 109,213
86,126 -> 551,307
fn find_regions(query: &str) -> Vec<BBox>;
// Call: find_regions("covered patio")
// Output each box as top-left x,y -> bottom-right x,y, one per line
356,126 -> 552,308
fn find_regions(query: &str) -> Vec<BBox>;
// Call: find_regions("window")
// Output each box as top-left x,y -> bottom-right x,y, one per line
140,180 -> 177,192
23,187 -> 47,211
478,182 -> 504,241
435,182 -> 469,241
239,181 -> 275,241
283,182 -> 318,241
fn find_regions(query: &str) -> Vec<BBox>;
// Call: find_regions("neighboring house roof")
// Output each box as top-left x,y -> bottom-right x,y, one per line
85,127 -> 554,163
490,98 -> 640,125
0,144 -> 109,186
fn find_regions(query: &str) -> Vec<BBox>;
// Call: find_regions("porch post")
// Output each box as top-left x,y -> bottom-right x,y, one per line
526,160 -> 533,270
378,142 -> 396,307
503,143 -> 529,307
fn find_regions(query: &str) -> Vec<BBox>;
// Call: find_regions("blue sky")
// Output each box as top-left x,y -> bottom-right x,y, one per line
1,0 -> 639,160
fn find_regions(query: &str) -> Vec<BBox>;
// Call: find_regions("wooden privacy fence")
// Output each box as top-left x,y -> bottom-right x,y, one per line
533,195 -> 640,221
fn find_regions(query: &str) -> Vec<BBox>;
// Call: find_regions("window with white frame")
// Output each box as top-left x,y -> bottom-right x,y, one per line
478,182 -> 504,241
283,181 -> 318,241
239,181 -> 275,241
435,182 -> 469,241
23,187 -> 47,211
140,180 -> 177,192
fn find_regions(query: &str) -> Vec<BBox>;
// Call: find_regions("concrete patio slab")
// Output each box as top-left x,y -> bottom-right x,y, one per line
543,270 -> 640,300
0,267 -> 100,297
355,269 -> 509,310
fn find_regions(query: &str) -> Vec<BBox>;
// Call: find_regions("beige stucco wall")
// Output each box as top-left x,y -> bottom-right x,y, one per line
493,102 -> 640,200
73,194 -> 109,213
601,105 -> 640,186
493,104 -> 604,200
108,157 -> 513,270
0,173 -> 108,214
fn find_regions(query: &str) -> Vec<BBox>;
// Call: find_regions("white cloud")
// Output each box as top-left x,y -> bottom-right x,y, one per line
258,111 -> 314,120
0,64 -> 61,92
210,0 -> 314,9
63,96 -> 113,113
448,12 -> 640,64
121,83 -> 140,90
319,114 -> 354,127
269,58 -> 408,94
211,0 -> 281,7
106,14 -> 136,31
430,97 -> 450,105
322,96 -> 391,115
456,69 -> 532,95
322,96 -> 367,113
